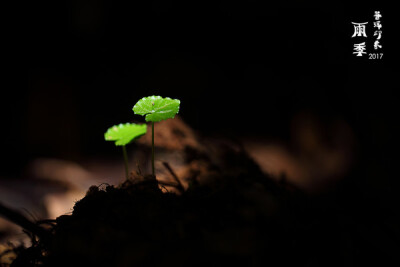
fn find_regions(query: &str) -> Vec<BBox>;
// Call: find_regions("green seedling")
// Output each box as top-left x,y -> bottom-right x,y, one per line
105,123 -> 147,179
133,96 -> 180,176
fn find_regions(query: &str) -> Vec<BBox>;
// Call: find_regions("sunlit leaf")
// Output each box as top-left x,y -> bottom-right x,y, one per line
104,123 -> 147,146
133,96 -> 180,122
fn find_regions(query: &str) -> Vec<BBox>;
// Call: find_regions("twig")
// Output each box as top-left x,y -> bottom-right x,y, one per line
0,202 -> 51,242
157,180 -> 180,188
136,161 -> 142,176
161,161 -> 184,193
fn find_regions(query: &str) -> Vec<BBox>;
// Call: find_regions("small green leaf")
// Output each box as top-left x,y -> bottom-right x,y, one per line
104,123 -> 147,146
133,96 -> 180,122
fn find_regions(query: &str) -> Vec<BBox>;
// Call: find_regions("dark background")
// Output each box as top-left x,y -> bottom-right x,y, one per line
4,0 -> 399,196
0,1 -> 399,263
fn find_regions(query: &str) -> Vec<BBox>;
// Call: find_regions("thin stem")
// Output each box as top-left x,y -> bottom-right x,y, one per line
122,145 -> 129,179
152,122 -> 155,177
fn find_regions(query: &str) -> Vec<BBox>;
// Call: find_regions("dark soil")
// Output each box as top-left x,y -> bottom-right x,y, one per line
3,142 -> 398,266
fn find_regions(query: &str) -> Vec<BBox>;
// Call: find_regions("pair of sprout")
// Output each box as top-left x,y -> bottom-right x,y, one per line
104,96 -> 180,179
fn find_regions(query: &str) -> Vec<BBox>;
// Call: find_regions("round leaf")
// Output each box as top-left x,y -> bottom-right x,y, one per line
104,123 -> 147,146
133,96 -> 180,122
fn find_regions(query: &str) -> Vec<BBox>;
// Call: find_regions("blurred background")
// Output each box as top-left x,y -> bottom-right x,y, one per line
1,0 -> 399,249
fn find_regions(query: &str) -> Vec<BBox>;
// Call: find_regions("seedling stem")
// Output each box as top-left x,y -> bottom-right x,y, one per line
152,122 -> 155,176
122,145 -> 129,179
